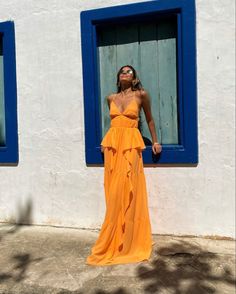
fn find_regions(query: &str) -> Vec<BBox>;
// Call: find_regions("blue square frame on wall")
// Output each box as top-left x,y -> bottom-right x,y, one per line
0,21 -> 18,165
80,0 -> 198,165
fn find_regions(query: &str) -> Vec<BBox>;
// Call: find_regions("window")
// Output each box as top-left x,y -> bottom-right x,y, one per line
81,0 -> 198,165
97,18 -> 178,146
0,34 -> 5,147
0,21 -> 18,164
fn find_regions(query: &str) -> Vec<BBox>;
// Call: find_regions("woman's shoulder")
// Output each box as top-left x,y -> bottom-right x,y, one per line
105,93 -> 117,107
106,93 -> 117,102
135,88 -> 149,101
138,88 -> 148,96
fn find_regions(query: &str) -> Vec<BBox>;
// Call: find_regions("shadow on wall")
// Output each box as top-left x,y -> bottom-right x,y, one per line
15,197 -> 33,225
0,197 -> 33,240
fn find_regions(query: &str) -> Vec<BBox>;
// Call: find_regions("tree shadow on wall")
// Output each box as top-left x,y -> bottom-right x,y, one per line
0,197 -> 33,242
136,240 -> 236,293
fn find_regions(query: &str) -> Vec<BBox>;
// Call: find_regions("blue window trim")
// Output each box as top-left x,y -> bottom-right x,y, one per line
80,0 -> 198,165
0,21 -> 18,164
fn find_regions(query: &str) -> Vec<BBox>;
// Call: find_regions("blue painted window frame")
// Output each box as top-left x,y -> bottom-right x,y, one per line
80,0 -> 198,165
0,21 -> 18,164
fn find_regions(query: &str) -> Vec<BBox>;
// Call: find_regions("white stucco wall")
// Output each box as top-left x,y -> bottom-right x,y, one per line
0,0 -> 235,238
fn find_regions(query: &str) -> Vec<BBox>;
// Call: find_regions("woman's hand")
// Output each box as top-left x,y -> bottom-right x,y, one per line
152,143 -> 162,154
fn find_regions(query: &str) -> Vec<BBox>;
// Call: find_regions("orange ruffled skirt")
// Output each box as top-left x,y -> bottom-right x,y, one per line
86,102 -> 154,266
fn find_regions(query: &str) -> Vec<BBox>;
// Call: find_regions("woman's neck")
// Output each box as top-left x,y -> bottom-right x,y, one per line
120,85 -> 132,94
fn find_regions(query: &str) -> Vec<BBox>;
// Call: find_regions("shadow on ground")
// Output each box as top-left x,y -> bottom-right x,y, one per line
0,217 -> 235,294
134,240 -> 236,294
0,198 -> 43,285
90,240 -> 235,294
0,252 -> 43,283
94,289 -> 131,294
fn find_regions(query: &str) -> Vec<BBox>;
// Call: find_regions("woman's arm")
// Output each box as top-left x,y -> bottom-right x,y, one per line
140,90 -> 162,154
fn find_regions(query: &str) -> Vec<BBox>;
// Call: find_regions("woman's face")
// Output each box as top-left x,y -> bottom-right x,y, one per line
119,66 -> 134,83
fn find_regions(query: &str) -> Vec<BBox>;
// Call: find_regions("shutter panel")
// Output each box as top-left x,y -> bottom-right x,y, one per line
98,18 -> 178,144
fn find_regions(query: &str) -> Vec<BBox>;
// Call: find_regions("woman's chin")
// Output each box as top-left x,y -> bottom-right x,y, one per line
120,79 -> 131,84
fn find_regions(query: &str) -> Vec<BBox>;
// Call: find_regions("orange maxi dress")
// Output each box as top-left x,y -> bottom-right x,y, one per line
86,97 -> 154,266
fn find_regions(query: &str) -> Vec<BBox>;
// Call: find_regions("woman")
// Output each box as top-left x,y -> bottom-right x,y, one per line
86,65 -> 162,266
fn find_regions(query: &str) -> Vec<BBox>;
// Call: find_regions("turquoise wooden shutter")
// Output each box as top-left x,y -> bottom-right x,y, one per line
0,35 -> 6,146
97,18 -> 178,145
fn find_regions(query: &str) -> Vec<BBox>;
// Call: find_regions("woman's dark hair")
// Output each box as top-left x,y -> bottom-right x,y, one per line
116,65 -> 143,93
116,65 -> 143,134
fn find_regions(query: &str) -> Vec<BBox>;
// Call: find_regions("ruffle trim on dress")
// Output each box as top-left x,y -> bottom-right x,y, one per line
100,127 -> 146,152
101,127 -> 146,253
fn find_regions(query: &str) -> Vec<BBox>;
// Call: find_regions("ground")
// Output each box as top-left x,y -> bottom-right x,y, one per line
0,224 -> 235,294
